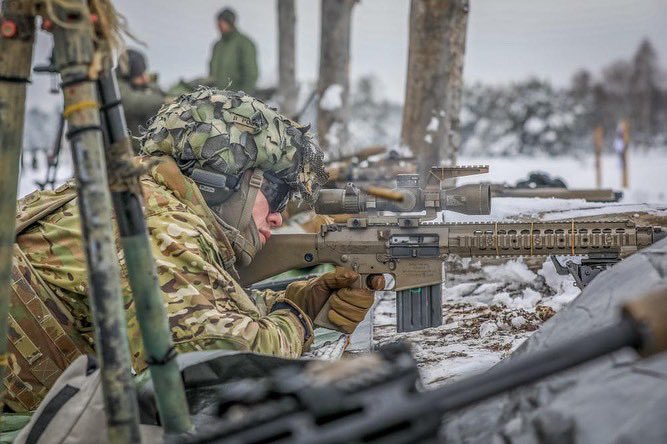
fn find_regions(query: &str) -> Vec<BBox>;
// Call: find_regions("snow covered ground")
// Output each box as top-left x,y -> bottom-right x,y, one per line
457,151 -> 667,204
371,258 -> 577,387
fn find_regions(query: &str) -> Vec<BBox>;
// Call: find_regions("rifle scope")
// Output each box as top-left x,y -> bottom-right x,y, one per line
315,182 -> 491,216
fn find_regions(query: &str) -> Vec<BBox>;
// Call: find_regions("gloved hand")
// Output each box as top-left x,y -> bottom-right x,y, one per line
284,267 -> 384,333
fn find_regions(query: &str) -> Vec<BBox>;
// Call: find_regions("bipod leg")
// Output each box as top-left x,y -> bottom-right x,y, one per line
0,0 -> 35,414
35,110 -> 65,190
49,1 -> 141,442
97,57 -> 193,435
47,111 -> 66,188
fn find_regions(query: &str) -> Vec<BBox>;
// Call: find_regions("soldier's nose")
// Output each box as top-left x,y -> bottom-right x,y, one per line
268,212 -> 283,228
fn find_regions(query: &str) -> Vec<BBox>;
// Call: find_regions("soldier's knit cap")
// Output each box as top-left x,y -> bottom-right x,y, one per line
118,49 -> 147,80
217,8 -> 236,25
140,87 -> 327,204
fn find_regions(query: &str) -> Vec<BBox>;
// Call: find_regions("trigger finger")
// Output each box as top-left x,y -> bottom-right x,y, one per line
321,267 -> 360,289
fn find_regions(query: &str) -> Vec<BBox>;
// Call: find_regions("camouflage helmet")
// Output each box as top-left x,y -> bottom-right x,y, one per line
140,87 -> 327,206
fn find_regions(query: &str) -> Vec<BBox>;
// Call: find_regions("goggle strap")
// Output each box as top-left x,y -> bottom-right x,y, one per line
236,169 -> 264,232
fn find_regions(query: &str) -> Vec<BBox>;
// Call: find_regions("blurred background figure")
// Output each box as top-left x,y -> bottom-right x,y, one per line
117,48 -> 165,153
209,7 -> 258,94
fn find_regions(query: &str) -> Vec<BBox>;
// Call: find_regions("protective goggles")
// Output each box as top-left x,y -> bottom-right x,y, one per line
261,171 -> 291,213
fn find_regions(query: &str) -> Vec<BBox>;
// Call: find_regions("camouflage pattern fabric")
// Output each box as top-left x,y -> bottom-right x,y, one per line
4,156 -> 314,411
140,87 -> 328,206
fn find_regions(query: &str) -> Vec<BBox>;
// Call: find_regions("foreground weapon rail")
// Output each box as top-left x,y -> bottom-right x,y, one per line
240,219 -> 665,331
184,286 -> 667,444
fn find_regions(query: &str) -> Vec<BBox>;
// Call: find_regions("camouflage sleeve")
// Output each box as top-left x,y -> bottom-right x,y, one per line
247,288 -> 286,315
148,210 -> 312,358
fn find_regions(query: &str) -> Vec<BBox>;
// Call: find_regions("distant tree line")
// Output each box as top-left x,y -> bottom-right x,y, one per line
460,39 -> 666,156
572,39 -> 666,147
346,39 -> 666,157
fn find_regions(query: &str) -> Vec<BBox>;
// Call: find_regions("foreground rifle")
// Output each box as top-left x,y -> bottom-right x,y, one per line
185,286 -> 667,444
240,167 -> 665,332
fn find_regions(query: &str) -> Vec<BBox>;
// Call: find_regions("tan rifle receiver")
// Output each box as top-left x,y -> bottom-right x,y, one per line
240,219 -> 665,329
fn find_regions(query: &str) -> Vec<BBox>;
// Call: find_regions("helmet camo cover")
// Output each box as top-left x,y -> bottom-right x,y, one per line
140,87 -> 327,204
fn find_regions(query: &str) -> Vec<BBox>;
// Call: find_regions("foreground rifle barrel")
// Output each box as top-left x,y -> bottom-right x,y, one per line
355,287 -> 667,443
426,318 -> 641,410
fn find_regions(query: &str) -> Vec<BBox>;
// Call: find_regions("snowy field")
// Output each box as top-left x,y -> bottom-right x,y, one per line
458,151 -> 667,204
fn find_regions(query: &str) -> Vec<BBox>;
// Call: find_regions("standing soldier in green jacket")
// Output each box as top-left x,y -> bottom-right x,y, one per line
209,8 -> 259,94
118,49 -> 166,153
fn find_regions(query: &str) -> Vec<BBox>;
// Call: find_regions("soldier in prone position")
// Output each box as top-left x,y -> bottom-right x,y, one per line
4,88 -> 375,412
117,48 -> 166,153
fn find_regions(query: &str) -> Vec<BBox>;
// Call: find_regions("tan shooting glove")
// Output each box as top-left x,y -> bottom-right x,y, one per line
284,267 -> 384,334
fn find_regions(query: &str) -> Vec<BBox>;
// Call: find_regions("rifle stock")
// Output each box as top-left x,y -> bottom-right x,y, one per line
240,233 -> 319,286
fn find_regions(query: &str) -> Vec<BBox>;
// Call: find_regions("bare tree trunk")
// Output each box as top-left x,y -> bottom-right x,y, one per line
317,0 -> 356,157
277,0 -> 298,116
401,0 -> 469,182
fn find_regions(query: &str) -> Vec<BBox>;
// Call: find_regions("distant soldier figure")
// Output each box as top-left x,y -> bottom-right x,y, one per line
3,88 -> 376,412
209,8 -> 258,94
118,49 -> 165,153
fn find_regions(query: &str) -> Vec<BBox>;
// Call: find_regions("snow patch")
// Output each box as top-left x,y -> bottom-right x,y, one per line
484,259 -> 537,284
524,116 -> 546,134
479,321 -> 498,338
538,259 -> 581,310
319,84 -> 344,111
511,316 -> 527,329
426,117 -> 439,132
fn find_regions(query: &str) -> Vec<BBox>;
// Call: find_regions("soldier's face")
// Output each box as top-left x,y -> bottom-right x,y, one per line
252,191 -> 283,245
218,19 -> 231,34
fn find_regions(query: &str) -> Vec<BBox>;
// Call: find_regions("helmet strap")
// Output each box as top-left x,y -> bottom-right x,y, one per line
235,169 -> 264,232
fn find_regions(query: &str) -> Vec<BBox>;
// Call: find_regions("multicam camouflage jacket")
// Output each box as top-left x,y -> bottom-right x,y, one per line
4,156 -> 312,412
